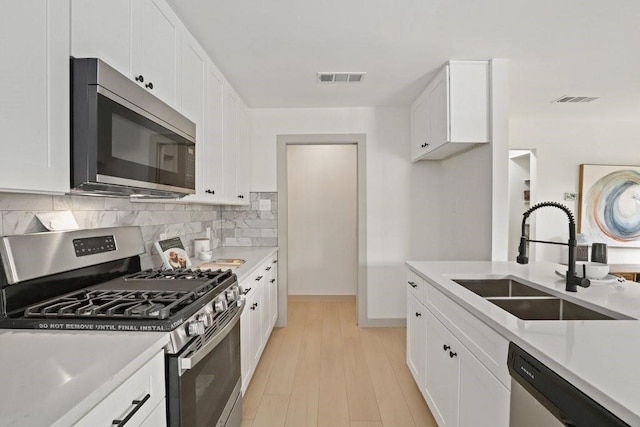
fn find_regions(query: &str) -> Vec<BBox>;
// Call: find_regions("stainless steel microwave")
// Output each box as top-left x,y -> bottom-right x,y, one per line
71,58 -> 196,198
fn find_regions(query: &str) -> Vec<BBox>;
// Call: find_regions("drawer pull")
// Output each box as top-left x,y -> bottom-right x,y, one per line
273,260 -> 278,264
449,351 -> 457,359
443,344 -> 451,351
408,281 -> 417,288
256,275 -> 263,281
112,393 -> 151,426
270,279 -> 276,284
265,266 -> 272,271
415,312 -> 422,317
243,287 -> 252,295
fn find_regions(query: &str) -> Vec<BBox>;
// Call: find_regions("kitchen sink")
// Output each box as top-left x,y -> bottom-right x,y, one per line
451,278 -> 628,320
486,297 -> 617,320
452,278 -> 552,298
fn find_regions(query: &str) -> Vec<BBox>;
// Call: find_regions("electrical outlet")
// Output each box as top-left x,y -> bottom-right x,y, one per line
564,192 -> 577,201
259,199 -> 271,211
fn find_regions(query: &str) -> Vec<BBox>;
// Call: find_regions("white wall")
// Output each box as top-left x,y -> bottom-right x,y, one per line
250,107 -> 441,319
438,144 -> 493,260
510,119 -> 640,263
287,144 -> 357,295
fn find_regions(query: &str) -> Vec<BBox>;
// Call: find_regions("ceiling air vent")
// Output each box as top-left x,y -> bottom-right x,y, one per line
317,72 -> 366,83
552,95 -> 599,103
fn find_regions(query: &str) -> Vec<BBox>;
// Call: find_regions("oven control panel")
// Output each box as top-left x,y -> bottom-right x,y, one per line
73,235 -> 117,257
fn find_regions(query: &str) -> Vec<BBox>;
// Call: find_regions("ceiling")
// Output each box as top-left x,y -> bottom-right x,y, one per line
166,0 -> 640,120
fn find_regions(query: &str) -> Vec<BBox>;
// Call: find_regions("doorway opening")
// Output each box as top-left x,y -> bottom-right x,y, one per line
276,134 -> 367,327
508,149 -> 537,261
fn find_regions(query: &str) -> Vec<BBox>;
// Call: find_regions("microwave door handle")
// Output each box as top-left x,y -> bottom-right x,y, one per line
178,299 -> 245,374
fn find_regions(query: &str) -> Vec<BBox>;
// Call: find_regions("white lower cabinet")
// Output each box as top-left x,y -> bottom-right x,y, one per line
240,253 -> 278,393
406,269 -> 509,427
458,344 -> 510,426
74,350 -> 166,427
406,293 -> 426,387
140,399 -> 167,427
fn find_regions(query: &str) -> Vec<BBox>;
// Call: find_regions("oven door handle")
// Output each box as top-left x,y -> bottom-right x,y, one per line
179,299 -> 245,372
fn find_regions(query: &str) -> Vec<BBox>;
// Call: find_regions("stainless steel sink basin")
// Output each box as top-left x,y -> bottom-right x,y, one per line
486,297 -> 616,320
452,278 -> 552,298
451,278 -> 627,320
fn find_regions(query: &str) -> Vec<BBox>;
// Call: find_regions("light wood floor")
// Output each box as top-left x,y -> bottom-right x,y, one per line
241,298 -> 437,427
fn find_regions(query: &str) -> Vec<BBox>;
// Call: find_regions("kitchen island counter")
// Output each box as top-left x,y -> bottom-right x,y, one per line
0,330 -> 169,427
406,260 -> 640,426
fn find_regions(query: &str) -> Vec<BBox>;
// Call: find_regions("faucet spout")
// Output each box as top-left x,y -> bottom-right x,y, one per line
516,201 -> 590,292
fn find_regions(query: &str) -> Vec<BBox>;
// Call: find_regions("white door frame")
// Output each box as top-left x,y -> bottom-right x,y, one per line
276,134 -> 367,327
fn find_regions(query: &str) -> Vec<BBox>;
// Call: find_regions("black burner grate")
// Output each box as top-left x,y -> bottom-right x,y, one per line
125,268 -> 226,281
23,269 -> 235,321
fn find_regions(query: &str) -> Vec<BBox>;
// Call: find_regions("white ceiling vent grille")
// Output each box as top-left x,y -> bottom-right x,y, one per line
552,95 -> 599,103
317,72 -> 366,83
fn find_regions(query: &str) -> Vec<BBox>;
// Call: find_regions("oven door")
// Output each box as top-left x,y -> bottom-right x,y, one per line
166,301 -> 244,427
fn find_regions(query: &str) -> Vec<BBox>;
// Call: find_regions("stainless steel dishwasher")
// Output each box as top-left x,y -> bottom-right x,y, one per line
507,342 -> 629,426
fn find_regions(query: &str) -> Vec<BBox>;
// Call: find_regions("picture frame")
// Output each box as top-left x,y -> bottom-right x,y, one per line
578,164 -> 640,248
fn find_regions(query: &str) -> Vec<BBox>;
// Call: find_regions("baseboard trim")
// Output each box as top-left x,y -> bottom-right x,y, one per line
358,317 -> 406,327
288,294 -> 356,302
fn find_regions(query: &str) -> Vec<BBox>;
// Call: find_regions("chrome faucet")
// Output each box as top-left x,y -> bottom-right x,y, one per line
516,201 -> 590,292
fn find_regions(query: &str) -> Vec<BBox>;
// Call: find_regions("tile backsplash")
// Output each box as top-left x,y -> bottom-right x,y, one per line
222,192 -> 278,247
0,192 -> 277,269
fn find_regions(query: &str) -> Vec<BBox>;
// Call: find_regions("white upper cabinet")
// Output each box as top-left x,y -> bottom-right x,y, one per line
70,0 -> 132,75
72,0 -> 179,108
236,106 -> 250,202
0,0 -> 70,194
131,0 -> 179,107
411,60 -> 490,161
201,66 -> 226,202
70,0 -> 251,204
223,90 -> 250,205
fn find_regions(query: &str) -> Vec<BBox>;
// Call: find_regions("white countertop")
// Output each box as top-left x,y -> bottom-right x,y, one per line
0,330 -> 169,427
406,260 -> 640,426
193,246 -> 278,283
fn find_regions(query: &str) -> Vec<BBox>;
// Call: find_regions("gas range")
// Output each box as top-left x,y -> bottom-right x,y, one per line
0,226 -> 246,426
0,227 -> 242,352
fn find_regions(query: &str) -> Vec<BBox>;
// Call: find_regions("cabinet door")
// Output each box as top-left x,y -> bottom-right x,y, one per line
70,0 -> 132,76
223,90 -> 239,201
240,286 -> 255,393
250,284 -> 264,369
201,66 -> 225,201
410,90 -> 429,161
132,0 -> 178,107
425,309 -> 460,427
236,105 -> 250,203
269,259 -> 278,328
406,293 -> 426,389
426,66 -> 449,151
459,346 -> 510,427
0,0 -> 70,194
177,33 -> 210,203
140,399 -> 167,427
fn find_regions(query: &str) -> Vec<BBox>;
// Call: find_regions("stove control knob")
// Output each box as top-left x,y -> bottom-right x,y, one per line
226,289 -> 236,302
214,298 -> 228,313
186,320 -> 205,336
198,313 -> 213,328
